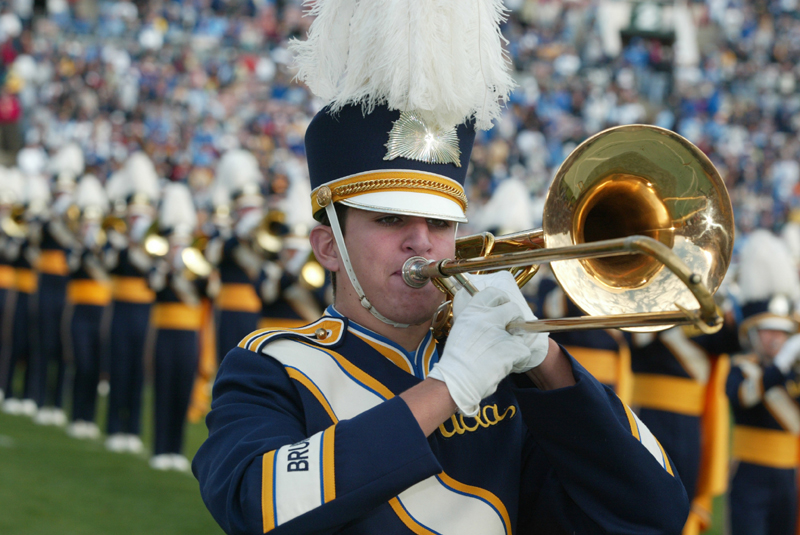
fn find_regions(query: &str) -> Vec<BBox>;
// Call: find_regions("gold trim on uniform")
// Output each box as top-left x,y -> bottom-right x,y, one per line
732,425 -> 799,468
67,279 -> 112,306
15,268 -> 38,293
566,347 -> 619,385
632,373 -> 706,416
111,276 -> 155,303
0,265 -> 15,288
37,249 -> 69,276
310,170 -> 467,215
217,283 -> 261,313
151,302 -> 203,330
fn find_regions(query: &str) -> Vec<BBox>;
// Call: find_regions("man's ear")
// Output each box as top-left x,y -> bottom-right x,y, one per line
310,225 -> 339,272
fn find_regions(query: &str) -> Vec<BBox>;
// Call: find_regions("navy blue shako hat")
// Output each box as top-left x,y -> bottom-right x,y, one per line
306,104 -> 475,224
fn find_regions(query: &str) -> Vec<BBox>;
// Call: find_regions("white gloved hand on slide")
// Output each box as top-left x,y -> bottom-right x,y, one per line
452,272 -> 551,373
428,286 -> 531,417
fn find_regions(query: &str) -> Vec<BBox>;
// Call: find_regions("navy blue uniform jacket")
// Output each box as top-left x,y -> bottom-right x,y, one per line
194,308 -> 689,534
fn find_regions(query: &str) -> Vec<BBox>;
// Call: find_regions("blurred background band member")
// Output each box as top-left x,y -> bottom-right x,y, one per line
64,173 -> 112,440
148,182 -> 217,472
727,229 -> 800,535
206,148 -> 265,366
0,171 -> 46,416
28,152 -> 82,426
102,152 -> 159,454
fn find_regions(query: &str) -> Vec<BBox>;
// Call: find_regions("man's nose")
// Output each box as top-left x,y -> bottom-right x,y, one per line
403,220 -> 433,255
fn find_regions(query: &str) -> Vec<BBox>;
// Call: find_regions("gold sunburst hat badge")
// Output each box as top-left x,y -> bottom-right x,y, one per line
384,111 -> 462,167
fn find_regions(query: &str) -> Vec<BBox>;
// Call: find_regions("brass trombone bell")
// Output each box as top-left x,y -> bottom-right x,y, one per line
403,124 -> 734,334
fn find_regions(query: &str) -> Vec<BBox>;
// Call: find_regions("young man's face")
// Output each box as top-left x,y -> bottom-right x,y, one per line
338,208 -> 457,326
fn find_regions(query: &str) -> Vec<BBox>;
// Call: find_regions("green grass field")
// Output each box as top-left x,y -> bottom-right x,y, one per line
0,385 -> 728,535
0,385 -> 222,535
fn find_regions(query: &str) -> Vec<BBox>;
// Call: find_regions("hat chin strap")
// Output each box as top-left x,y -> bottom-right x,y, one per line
325,203 -> 410,329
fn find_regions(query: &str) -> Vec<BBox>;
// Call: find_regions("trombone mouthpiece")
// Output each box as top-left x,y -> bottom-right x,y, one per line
402,256 -> 432,288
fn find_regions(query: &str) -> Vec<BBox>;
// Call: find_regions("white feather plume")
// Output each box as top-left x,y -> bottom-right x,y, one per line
0,166 -> 24,204
159,182 -> 197,233
105,170 -> 129,204
214,149 -> 262,202
738,229 -> 800,303
289,0 -> 515,131
75,174 -> 109,213
124,152 -> 161,202
47,142 -> 85,177
22,171 -> 51,207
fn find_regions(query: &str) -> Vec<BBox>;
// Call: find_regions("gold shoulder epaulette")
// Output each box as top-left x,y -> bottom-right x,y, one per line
238,317 -> 346,354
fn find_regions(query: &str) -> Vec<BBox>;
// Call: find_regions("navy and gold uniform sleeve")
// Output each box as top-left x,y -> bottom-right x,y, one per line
192,346 -> 441,535
511,352 -> 689,535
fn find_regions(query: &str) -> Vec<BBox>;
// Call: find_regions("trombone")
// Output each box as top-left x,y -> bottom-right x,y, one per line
403,124 -> 734,335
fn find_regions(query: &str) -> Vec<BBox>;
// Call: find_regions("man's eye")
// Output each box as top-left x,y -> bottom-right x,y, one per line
376,216 -> 402,225
427,218 -> 451,229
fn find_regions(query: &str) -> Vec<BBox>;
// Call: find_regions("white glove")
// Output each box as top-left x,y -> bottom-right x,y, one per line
453,272 -> 550,373
428,286 -> 531,417
774,333 -> 800,373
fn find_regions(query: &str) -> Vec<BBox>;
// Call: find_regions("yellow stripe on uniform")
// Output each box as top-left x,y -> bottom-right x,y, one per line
286,367 -> 338,424
217,283 -> 262,313
297,340 -> 395,401
151,302 -> 204,330
623,404 -> 640,441
67,279 -> 112,306
632,373 -> 706,416
349,329 -> 413,374
15,268 -> 37,293
112,276 -> 155,303
656,440 -> 674,476
0,264 -> 14,288
37,249 -> 69,275
262,450 -> 277,533
437,472 -> 512,535
322,427 -> 336,504
732,425 -> 800,468
388,498 -> 440,535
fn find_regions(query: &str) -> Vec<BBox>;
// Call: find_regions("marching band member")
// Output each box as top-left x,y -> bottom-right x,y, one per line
193,2 -> 689,533
630,320 -> 738,535
29,170 -> 78,427
0,171 -> 46,417
0,167 -> 25,406
65,174 -> 112,440
727,229 -> 800,535
30,142 -> 86,425
102,153 -> 159,453
148,182 -> 217,471
206,149 -> 265,365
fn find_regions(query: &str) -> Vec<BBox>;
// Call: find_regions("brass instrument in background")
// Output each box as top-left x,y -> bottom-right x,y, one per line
254,209 -> 289,255
1,205 -> 28,238
404,125 -> 734,336
143,221 -> 213,279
